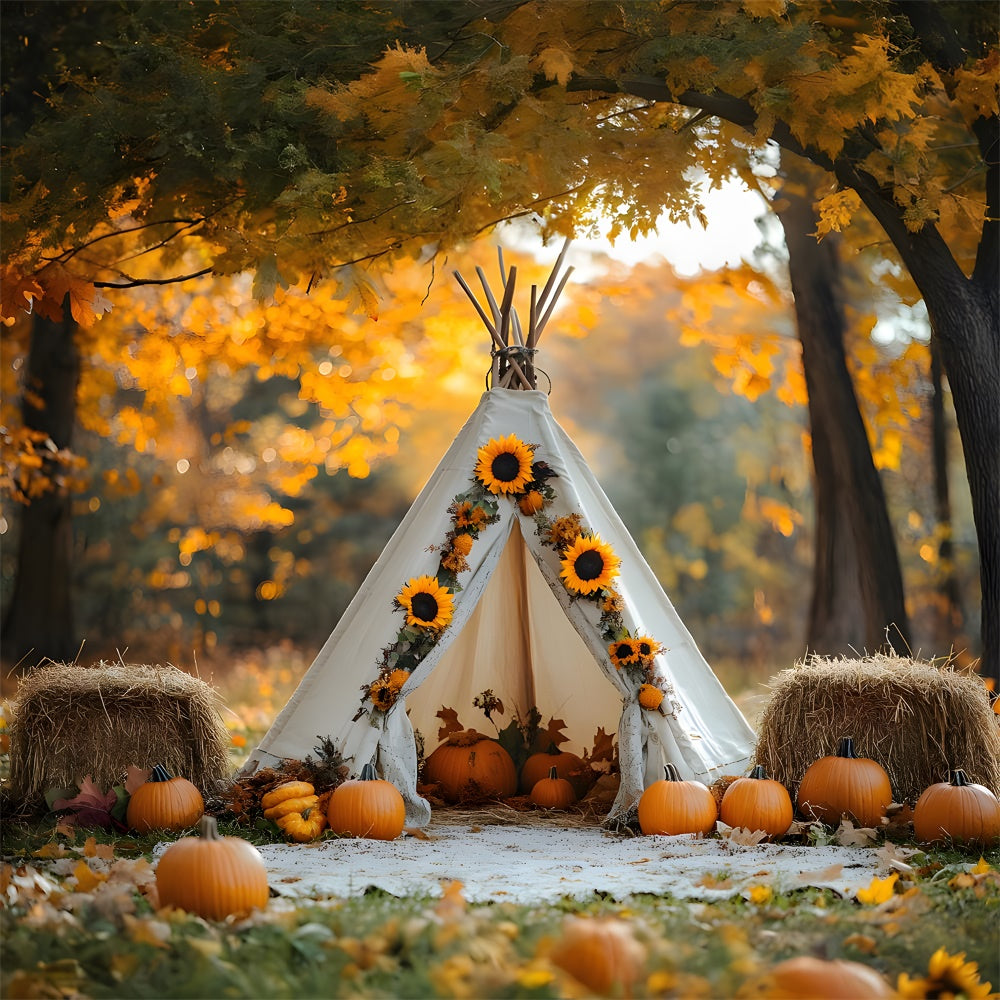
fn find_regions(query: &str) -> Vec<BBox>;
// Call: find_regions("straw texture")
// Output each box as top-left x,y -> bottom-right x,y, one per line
750,653 -> 1000,804
8,660 -> 231,804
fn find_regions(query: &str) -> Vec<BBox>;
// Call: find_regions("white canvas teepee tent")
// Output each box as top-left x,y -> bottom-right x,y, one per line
241,247 -> 755,826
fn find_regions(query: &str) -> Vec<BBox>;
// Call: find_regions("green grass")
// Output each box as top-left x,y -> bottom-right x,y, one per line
2,814 -> 998,999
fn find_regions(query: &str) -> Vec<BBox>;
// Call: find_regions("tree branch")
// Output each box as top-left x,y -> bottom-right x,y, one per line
94,268 -> 214,289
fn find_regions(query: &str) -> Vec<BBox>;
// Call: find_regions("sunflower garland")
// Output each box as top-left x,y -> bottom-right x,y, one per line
360,429 -> 676,723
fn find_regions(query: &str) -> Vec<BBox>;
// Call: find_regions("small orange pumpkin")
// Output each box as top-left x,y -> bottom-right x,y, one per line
750,956 -> 896,998
519,746 -> 589,797
327,763 -> 405,840
638,763 -> 718,836
530,766 -> 576,810
796,736 -> 892,828
126,764 -> 205,834
549,916 -> 646,997
423,737 -> 517,803
155,815 -> 269,920
720,765 -> 793,838
913,768 -> 1000,847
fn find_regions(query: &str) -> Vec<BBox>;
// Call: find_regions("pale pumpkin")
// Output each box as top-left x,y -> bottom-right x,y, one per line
126,764 -> 204,834
155,815 -> 269,920
720,765 -> 793,838
327,763 -> 405,840
796,736 -> 892,828
913,768 -> 1000,847
638,763 -> 718,836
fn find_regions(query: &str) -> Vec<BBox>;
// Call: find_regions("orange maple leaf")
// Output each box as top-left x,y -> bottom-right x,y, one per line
436,706 -> 464,742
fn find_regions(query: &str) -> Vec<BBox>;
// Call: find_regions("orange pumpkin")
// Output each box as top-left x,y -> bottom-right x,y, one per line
720,765 -> 793,838
155,815 -> 269,920
423,738 -> 517,803
549,916 -> 645,997
913,768 -> 1000,847
530,766 -> 576,810
127,764 -> 204,834
797,736 -> 892,828
751,956 -> 895,998
638,763 -> 718,836
520,746 -> 589,797
327,763 -> 405,840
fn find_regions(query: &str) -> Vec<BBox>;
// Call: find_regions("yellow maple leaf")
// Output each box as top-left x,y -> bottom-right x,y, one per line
815,189 -> 863,237
856,872 -> 898,905
72,859 -> 108,893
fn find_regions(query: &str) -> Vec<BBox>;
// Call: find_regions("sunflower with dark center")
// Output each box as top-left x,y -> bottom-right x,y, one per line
609,638 -> 640,670
475,434 -> 535,495
633,635 -> 662,662
369,678 -> 396,711
897,947 -> 992,999
397,575 -> 455,630
560,533 -> 620,595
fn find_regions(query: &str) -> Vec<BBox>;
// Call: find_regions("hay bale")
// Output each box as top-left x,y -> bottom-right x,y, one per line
751,653 -> 1000,805
8,661 -> 231,805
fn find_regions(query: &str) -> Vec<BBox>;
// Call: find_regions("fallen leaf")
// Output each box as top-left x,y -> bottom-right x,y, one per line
72,859 -> 108,893
795,863 -> 844,886
843,933 -> 879,954
834,819 -> 879,847
404,827 -> 433,840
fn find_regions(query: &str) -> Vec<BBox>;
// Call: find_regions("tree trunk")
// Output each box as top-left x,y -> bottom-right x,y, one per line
776,177 -> 910,657
929,336 -> 966,645
1,301 -> 81,665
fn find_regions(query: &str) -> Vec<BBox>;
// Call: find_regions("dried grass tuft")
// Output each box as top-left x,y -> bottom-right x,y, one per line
751,653 -> 1000,803
8,660 -> 231,806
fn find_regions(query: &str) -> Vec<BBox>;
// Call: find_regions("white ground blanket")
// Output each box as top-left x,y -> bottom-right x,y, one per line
253,822 -> 899,904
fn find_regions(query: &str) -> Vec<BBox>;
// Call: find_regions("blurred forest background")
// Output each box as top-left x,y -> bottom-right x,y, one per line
2,1 -> 993,733
2,230 -> 978,696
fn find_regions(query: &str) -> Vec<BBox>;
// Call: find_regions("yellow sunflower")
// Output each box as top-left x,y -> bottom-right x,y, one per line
560,533 -> 621,595
897,948 -> 992,999
633,635 -> 662,662
609,638 -> 639,670
475,434 -> 535,494
397,575 -> 455,630
369,678 -> 396,711
638,684 -> 664,711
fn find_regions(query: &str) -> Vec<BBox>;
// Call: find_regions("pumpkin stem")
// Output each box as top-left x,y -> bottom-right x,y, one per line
360,762 -> 378,781
197,815 -> 221,840
149,763 -> 174,783
949,768 -> 969,787
548,766 -> 558,780
837,736 -> 858,759
663,763 -> 682,782
749,764 -> 767,780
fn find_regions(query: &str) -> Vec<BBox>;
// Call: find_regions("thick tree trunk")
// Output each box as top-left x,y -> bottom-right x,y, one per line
1,302 -> 81,665
776,179 -> 910,656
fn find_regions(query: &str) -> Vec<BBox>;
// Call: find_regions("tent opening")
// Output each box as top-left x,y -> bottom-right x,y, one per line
404,520 -> 621,760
